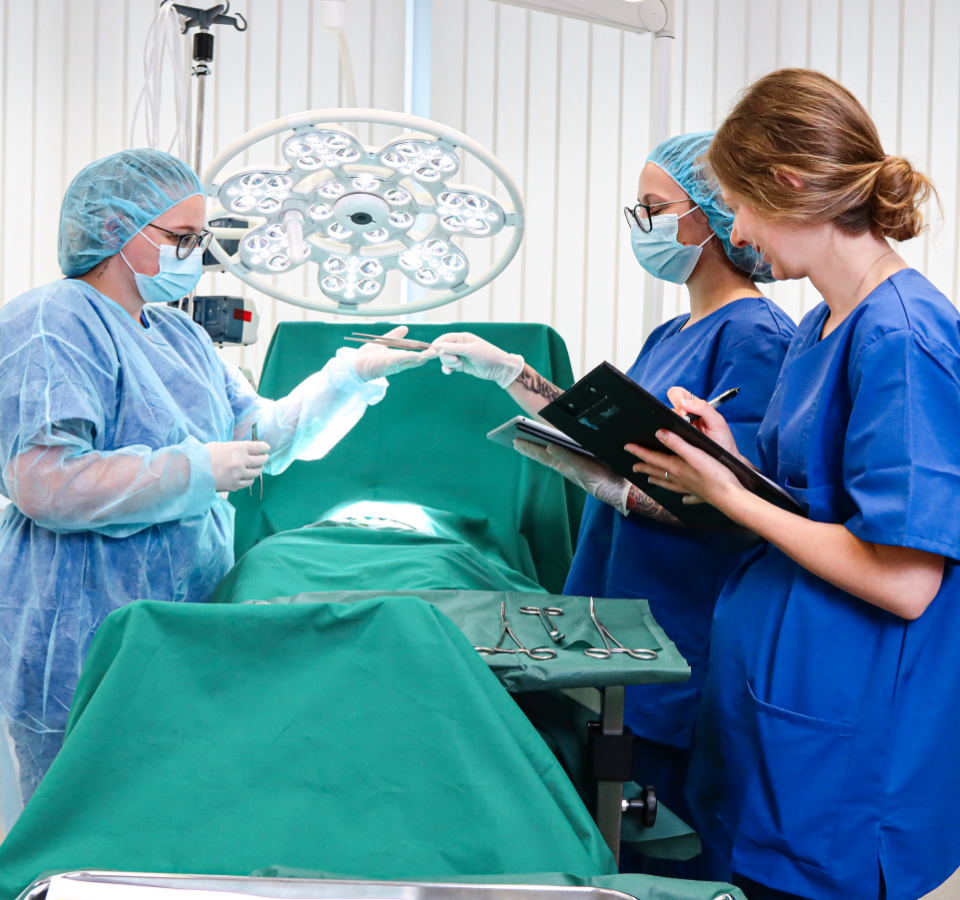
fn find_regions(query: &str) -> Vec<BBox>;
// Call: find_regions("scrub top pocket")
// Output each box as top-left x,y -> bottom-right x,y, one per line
719,681 -> 857,873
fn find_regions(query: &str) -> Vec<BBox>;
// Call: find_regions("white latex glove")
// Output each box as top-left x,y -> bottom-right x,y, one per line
513,439 -> 631,516
353,326 -> 438,382
206,440 -> 270,492
430,332 -> 525,390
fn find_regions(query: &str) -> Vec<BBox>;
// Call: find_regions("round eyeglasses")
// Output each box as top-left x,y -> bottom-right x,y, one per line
147,224 -> 214,259
623,199 -> 693,233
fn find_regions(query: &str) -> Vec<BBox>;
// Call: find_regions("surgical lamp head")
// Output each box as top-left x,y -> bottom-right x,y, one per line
648,131 -> 774,283
59,149 -> 203,277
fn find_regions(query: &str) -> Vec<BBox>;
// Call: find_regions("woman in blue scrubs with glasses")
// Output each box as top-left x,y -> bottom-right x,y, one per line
629,69 -> 960,900
430,132 -> 795,874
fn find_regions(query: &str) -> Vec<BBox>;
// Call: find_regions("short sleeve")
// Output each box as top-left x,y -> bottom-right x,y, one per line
844,330 -> 960,558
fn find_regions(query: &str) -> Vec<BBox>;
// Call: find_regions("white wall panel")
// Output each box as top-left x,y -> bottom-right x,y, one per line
4,0 -> 960,382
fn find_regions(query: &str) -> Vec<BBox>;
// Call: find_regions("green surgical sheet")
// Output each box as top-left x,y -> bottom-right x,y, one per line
211,518 -> 547,604
229,323 -> 584,594
0,599 -> 616,900
242,591 -> 690,694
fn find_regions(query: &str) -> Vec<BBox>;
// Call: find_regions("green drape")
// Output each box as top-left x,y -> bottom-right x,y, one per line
230,323 -> 584,594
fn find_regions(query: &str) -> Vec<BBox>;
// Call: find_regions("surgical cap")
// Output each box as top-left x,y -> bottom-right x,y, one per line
58,149 -> 203,277
647,132 -> 774,283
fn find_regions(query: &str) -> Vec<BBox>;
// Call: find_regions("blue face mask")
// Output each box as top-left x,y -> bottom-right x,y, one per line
120,231 -> 203,304
629,207 -> 714,285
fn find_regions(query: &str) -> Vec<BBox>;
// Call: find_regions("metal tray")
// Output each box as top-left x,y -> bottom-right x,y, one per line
20,872 -> 641,900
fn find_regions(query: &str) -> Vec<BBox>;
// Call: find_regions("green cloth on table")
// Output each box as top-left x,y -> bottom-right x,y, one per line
230,322 -> 584,594
211,513 -> 546,604
245,591 -> 690,694
250,868 -> 743,900
0,599 -> 617,900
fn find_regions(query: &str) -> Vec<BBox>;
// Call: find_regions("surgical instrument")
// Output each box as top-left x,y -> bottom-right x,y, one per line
584,597 -> 658,660
344,333 -> 433,351
251,423 -> 263,500
520,605 -> 565,643
474,602 -> 557,660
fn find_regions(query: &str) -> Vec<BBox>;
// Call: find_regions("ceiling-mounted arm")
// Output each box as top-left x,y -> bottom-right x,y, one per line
492,0 -> 674,36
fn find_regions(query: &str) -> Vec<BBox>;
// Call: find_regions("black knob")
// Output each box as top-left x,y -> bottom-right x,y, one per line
349,212 -> 373,225
622,785 -> 657,828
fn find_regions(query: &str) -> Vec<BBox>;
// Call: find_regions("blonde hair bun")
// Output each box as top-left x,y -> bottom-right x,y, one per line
872,155 -> 931,242
708,69 -> 938,242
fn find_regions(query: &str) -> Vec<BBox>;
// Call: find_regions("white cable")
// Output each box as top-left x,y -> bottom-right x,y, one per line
129,1 -> 192,162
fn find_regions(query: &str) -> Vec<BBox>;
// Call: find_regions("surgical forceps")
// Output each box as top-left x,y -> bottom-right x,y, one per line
520,605 -> 565,643
474,602 -> 557,660
584,597 -> 658,660
250,423 -> 263,500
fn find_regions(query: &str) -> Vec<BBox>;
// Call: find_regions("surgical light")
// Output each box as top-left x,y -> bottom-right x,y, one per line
202,109 -> 524,316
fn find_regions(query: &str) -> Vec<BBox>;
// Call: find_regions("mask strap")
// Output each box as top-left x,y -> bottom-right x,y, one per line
118,249 -> 139,276
118,223 -> 164,275
697,233 -> 715,249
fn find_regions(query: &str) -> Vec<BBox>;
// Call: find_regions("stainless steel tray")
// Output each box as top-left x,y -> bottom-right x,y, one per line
20,872 -> 643,900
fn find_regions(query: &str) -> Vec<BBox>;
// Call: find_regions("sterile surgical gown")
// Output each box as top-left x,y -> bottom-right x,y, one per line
686,270 -> 960,900
0,278 -> 387,817
563,296 -> 794,871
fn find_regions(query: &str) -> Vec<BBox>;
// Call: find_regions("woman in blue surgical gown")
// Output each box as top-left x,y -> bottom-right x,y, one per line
628,70 -> 960,900
429,132 -> 795,875
0,149 -> 433,815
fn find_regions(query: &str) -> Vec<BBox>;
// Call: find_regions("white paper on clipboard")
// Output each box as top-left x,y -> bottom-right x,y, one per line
486,416 -> 595,459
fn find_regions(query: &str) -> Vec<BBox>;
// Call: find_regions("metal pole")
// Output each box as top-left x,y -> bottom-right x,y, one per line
595,685 -> 627,866
194,67 -> 208,175
641,7 -> 675,340
401,0 -> 432,321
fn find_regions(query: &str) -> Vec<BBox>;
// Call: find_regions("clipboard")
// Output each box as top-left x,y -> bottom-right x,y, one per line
539,362 -> 804,530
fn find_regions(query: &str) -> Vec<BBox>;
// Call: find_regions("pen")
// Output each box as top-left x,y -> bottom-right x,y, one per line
683,387 -> 740,423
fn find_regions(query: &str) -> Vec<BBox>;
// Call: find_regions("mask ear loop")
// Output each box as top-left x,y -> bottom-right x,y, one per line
117,225 -> 162,276
676,205 -> 715,250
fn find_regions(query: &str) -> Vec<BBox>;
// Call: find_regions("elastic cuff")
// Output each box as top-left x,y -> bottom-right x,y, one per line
616,480 -> 632,517
333,347 -> 388,404
496,353 -> 526,390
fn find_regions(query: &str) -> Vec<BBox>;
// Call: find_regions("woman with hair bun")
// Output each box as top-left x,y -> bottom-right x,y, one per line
627,69 -> 959,900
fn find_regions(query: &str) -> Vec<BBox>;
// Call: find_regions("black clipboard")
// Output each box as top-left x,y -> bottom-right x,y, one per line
539,362 -> 804,530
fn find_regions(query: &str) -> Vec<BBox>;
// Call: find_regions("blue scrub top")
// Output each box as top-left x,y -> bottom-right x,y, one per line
564,296 -> 795,749
687,270 -> 960,900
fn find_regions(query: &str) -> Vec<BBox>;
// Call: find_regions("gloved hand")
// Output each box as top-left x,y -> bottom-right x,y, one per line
353,326 -> 438,382
513,439 -> 631,516
207,440 -> 270,492
430,332 -> 524,389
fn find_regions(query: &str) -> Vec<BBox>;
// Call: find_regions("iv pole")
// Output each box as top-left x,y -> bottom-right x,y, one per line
172,2 -> 248,176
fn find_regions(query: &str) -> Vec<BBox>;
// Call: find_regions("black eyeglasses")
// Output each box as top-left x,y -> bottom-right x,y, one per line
147,223 -> 214,259
623,199 -> 693,233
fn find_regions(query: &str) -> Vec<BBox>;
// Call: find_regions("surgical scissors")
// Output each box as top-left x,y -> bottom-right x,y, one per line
474,602 -> 557,660
520,605 -> 565,643
584,596 -> 658,660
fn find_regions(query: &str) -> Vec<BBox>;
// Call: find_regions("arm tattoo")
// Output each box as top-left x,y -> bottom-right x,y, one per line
627,484 -> 684,527
515,365 -> 564,402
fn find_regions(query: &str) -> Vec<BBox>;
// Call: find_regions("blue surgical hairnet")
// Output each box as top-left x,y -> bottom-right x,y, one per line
647,132 -> 774,283
58,149 -> 204,277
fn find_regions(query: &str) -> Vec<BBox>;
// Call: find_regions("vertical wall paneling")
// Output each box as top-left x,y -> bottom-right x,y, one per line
5,0 -> 960,381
